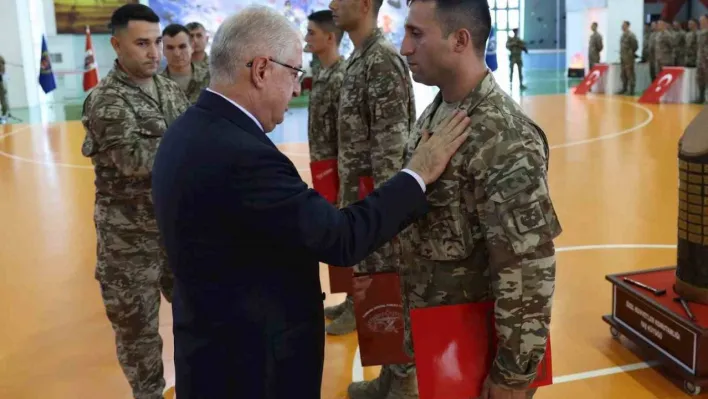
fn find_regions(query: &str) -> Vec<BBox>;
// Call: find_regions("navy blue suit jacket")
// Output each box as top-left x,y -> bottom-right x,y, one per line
151,90 -> 428,399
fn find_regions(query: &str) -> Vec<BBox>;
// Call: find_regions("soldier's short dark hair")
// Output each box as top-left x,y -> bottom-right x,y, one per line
185,22 -> 206,32
407,0 -> 491,56
372,0 -> 384,16
308,10 -> 344,44
162,23 -> 190,38
109,4 -> 160,34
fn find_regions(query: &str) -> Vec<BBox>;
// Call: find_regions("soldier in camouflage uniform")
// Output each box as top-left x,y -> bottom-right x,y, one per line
618,21 -> 638,95
80,5 -> 190,398
329,0 -> 417,395
672,21 -> 686,66
398,1 -> 561,398
588,22 -> 603,70
506,28 -> 528,89
686,19 -> 699,67
648,21 -> 658,80
186,22 -> 210,69
655,20 -> 675,73
699,15 -> 708,103
305,10 -> 345,168
0,54 -> 8,118
326,0 -> 416,339
160,23 -> 210,104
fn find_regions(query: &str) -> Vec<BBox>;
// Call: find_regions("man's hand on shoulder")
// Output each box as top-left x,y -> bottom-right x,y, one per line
405,110 -> 470,185
478,375 -> 528,399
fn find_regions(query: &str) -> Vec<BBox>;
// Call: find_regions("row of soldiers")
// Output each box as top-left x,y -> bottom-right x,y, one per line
644,16 -> 708,103
306,0 -> 559,397
587,16 -> 708,101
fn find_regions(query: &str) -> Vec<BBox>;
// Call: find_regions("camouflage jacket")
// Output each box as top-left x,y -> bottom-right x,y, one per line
307,57 -> 346,162
699,30 -> 708,68
506,37 -> 526,63
655,30 -> 675,67
685,31 -> 698,66
588,32 -> 603,63
620,31 -> 638,63
81,60 -> 189,231
337,28 -> 416,272
399,71 -> 561,389
647,31 -> 656,59
160,62 -> 210,104
672,29 -> 686,66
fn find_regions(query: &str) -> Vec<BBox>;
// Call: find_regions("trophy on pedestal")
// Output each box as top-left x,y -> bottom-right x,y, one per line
675,106 -> 708,305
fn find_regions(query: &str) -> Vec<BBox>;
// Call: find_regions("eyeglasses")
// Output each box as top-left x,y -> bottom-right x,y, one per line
246,57 -> 306,83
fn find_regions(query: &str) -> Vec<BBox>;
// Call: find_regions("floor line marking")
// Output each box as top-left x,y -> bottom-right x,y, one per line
351,243 -> 676,383
550,97 -> 654,149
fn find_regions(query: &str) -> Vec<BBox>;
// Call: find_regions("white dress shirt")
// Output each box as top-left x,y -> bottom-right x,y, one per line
205,88 -> 426,193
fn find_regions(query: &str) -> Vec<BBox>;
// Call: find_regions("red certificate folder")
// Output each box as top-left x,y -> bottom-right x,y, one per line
410,302 -> 553,399
353,271 -> 413,366
327,176 -> 375,294
309,159 -> 339,204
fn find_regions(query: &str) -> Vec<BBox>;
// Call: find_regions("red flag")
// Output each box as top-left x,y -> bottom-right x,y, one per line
83,26 -> 99,91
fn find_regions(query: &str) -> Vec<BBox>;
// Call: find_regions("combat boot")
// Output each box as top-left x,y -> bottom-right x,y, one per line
384,367 -> 418,399
629,85 -> 635,95
348,365 -> 393,399
326,296 -> 356,335
324,295 -> 350,320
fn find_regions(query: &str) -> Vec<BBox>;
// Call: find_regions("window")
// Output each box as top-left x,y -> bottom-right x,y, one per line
491,0 -> 523,67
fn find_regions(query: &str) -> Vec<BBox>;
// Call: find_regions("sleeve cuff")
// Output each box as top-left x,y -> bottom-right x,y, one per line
401,169 -> 426,193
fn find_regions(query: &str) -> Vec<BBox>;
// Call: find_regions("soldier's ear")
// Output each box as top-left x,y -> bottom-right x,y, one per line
451,28 -> 471,53
110,36 -> 121,54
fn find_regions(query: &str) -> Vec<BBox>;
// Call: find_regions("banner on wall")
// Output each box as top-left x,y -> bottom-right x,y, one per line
54,0 -> 138,34
149,0 -> 410,59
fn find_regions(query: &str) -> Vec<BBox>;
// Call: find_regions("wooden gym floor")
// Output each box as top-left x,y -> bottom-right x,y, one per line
0,93 -> 706,398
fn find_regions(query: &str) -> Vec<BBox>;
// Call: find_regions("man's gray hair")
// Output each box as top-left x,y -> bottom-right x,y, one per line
209,6 -> 302,85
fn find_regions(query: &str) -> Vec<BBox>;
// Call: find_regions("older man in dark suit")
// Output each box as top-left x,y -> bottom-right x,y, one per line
151,5 -> 470,398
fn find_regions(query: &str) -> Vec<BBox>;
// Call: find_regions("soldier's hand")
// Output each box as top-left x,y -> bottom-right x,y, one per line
405,110 -> 470,186
478,375 -> 528,399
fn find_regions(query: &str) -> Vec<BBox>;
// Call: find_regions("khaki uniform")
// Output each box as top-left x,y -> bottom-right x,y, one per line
0,55 -> 8,116
307,57 -> 346,162
655,30 -> 675,72
685,30 -> 698,67
588,31 -> 603,70
506,36 -> 526,86
159,61 -> 210,104
620,30 -> 639,93
81,59 -> 189,399
673,28 -> 686,66
399,71 -> 561,393
698,30 -> 708,102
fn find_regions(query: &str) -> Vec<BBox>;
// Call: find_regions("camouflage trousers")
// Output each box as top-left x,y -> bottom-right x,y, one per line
698,63 -> 707,101
0,81 -> 8,115
399,255 -> 539,398
96,225 -> 173,399
620,60 -> 635,91
509,59 -> 523,84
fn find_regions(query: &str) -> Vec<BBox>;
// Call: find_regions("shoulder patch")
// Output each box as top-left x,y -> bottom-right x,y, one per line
512,200 -> 547,234
496,167 -> 533,201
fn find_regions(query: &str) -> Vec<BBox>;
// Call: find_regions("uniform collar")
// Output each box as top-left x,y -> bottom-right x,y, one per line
423,70 -> 497,128
347,28 -> 384,64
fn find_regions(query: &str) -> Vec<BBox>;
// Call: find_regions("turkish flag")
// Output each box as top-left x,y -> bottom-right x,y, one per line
639,67 -> 684,103
573,64 -> 608,95
83,26 -> 99,92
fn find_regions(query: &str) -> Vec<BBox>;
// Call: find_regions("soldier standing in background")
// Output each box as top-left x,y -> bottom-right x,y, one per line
506,27 -> 527,89
698,15 -> 708,103
648,21 -> 658,80
186,22 -> 210,68
588,22 -> 603,70
304,10 -> 346,199
0,54 -> 8,119
160,23 -> 210,104
655,20 -> 674,74
618,20 -> 638,95
80,5 -> 190,398
329,0 -> 417,395
673,21 -> 686,66
399,1 -> 561,398
686,19 -> 699,67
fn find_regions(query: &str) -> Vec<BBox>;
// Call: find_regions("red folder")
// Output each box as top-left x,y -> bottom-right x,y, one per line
328,265 -> 353,294
410,302 -> 552,399
353,272 -> 413,366
310,159 -> 339,204
358,176 -> 374,200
